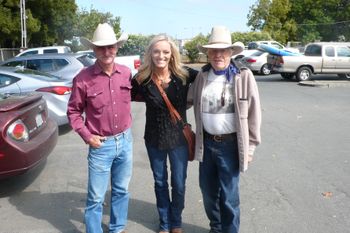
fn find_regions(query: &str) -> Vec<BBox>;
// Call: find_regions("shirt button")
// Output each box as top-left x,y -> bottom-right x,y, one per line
113,102 -> 116,104
115,114 -> 118,117
111,90 -> 114,92
115,125 -> 118,128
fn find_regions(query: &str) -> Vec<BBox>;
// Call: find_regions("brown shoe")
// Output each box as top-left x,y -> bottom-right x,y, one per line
159,231 -> 169,233
171,228 -> 183,233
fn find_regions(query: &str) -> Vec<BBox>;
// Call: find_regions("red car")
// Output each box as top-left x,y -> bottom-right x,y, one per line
0,93 -> 58,179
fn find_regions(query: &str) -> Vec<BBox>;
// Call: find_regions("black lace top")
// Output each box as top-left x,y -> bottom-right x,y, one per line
131,67 -> 198,150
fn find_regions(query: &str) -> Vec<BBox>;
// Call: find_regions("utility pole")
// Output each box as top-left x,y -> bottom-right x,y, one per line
20,0 -> 27,49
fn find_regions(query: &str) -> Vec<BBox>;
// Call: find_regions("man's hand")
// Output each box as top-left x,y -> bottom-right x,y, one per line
88,135 -> 106,148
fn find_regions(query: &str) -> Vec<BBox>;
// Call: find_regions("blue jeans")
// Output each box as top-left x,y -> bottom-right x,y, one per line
145,143 -> 188,232
85,128 -> 133,233
199,136 -> 240,233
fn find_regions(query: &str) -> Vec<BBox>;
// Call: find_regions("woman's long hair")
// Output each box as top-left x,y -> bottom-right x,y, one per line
136,34 -> 188,85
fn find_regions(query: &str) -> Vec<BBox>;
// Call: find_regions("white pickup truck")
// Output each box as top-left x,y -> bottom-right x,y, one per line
267,42 -> 350,81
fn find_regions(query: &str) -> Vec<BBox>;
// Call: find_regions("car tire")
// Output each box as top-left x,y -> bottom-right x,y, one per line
338,73 -> 350,79
296,66 -> 312,81
260,64 -> 271,75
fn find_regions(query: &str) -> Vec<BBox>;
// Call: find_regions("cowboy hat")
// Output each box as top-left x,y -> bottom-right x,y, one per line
198,26 -> 244,55
80,23 -> 128,49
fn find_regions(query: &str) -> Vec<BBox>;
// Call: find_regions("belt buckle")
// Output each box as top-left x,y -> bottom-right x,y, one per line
213,135 -> 222,142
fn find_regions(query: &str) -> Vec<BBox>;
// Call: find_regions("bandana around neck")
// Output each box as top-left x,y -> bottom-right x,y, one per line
212,64 -> 239,82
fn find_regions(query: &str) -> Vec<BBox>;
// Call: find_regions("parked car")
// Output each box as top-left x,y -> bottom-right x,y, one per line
0,53 -> 94,80
0,92 -> 58,179
232,49 -> 259,61
76,50 -> 141,76
16,46 -> 72,57
267,42 -> 350,81
240,51 -> 271,75
0,67 -> 72,126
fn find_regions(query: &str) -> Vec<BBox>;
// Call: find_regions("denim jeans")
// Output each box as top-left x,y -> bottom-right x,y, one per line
145,143 -> 188,232
199,136 -> 240,233
85,128 -> 133,233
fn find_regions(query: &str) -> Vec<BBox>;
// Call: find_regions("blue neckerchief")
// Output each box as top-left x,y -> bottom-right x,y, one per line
213,64 -> 239,82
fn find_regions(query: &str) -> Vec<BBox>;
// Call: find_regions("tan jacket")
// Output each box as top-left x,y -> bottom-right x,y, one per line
187,64 -> 262,172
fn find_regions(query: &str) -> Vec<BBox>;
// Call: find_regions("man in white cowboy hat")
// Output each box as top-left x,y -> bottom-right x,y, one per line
67,23 -> 132,233
187,25 -> 262,233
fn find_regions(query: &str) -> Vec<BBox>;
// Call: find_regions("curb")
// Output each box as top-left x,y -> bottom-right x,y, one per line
298,80 -> 350,88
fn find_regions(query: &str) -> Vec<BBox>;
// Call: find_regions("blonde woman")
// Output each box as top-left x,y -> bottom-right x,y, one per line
132,34 -> 198,233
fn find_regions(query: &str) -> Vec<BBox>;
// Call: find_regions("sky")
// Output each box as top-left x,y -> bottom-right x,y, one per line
75,0 -> 257,39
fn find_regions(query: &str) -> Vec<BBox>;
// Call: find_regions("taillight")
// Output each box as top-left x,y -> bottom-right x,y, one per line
247,58 -> 257,63
134,59 -> 141,69
278,56 -> 284,64
7,120 -> 29,142
36,86 -> 72,95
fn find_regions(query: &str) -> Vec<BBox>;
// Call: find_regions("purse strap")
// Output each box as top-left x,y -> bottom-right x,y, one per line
152,74 -> 183,125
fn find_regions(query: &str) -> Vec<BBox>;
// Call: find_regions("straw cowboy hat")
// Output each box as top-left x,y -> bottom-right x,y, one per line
198,26 -> 244,55
80,23 -> 128,49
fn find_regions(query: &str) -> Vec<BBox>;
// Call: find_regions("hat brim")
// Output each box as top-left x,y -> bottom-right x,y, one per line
80,33 -> 128,49
198,42 -> 244,55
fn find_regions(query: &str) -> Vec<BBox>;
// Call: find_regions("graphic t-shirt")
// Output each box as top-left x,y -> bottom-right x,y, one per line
202,69 -> 236,135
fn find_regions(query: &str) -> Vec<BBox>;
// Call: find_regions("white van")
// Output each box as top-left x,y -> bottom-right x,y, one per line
16,46 -> 71,57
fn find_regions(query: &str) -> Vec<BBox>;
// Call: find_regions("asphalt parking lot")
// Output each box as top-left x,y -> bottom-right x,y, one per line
0,73 -> 350,233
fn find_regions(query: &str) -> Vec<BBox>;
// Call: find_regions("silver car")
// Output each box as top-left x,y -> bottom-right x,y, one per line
0,53 -> 94,80
0,67 -> 72,126
240,51 -> 271,75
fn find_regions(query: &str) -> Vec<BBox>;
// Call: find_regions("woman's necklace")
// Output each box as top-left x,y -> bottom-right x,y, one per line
153,72 -> 171,89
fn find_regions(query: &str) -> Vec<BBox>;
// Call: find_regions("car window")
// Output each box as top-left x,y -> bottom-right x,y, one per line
1,60 -> 25,68
325,46 -> 335,57
336,46 -> 350,57
304,45 -> 322,56
271,42 -> 283,49
43,49 -> 58,54
53,59 -> 69,70
14,68 -> 61,80
0,73 -> 20,87
26,59 -> 41,70
77,55 -> 95,67
18,50 -> 38,57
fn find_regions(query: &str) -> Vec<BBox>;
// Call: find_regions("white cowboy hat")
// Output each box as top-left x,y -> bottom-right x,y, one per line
80,23 -> 128,49
198,26 -> 244,55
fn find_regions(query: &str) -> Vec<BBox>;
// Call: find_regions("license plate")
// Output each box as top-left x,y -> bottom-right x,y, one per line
35,113 -> 43,127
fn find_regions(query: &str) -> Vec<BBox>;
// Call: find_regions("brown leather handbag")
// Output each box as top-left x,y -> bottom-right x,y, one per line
152,76 -> 195,161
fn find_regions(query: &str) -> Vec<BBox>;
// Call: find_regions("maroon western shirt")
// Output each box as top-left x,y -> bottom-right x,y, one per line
67,63 -> 132,143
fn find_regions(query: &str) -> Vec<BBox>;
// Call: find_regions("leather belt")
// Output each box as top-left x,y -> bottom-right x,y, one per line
204,131 -> 236,142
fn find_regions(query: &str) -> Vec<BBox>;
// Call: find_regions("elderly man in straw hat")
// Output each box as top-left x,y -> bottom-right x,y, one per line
67,23 -> 132,233
187,26 -> 262,233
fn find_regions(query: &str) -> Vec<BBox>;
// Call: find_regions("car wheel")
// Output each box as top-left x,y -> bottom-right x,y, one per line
338,73 -> 350,79
296,67 -> 312,81
261,64 -> 271,75
281,73 -> 294,80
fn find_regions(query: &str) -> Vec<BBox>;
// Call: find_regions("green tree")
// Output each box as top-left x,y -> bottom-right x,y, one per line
232,31 -> 272,46
0,0 -> 40,47
26,0 -> 77,46
118,34 -> 152,58
184,34 -> 208,63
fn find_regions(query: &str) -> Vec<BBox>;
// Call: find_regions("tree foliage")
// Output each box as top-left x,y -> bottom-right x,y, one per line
118,34 -> 153,58
247,0 -> 350,44
184,34 -> 208,63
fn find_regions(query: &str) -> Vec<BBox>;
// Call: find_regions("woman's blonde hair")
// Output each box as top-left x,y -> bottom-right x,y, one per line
136,34 -> 188,84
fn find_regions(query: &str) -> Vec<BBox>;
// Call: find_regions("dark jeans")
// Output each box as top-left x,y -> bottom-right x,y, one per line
199,136 -> 240,233
146,143 -> 188,232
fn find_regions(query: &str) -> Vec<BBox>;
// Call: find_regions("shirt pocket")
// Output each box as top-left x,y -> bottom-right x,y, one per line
120,84 -> 132,102
238,99 -> 248,119
87,88 -> 106,112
